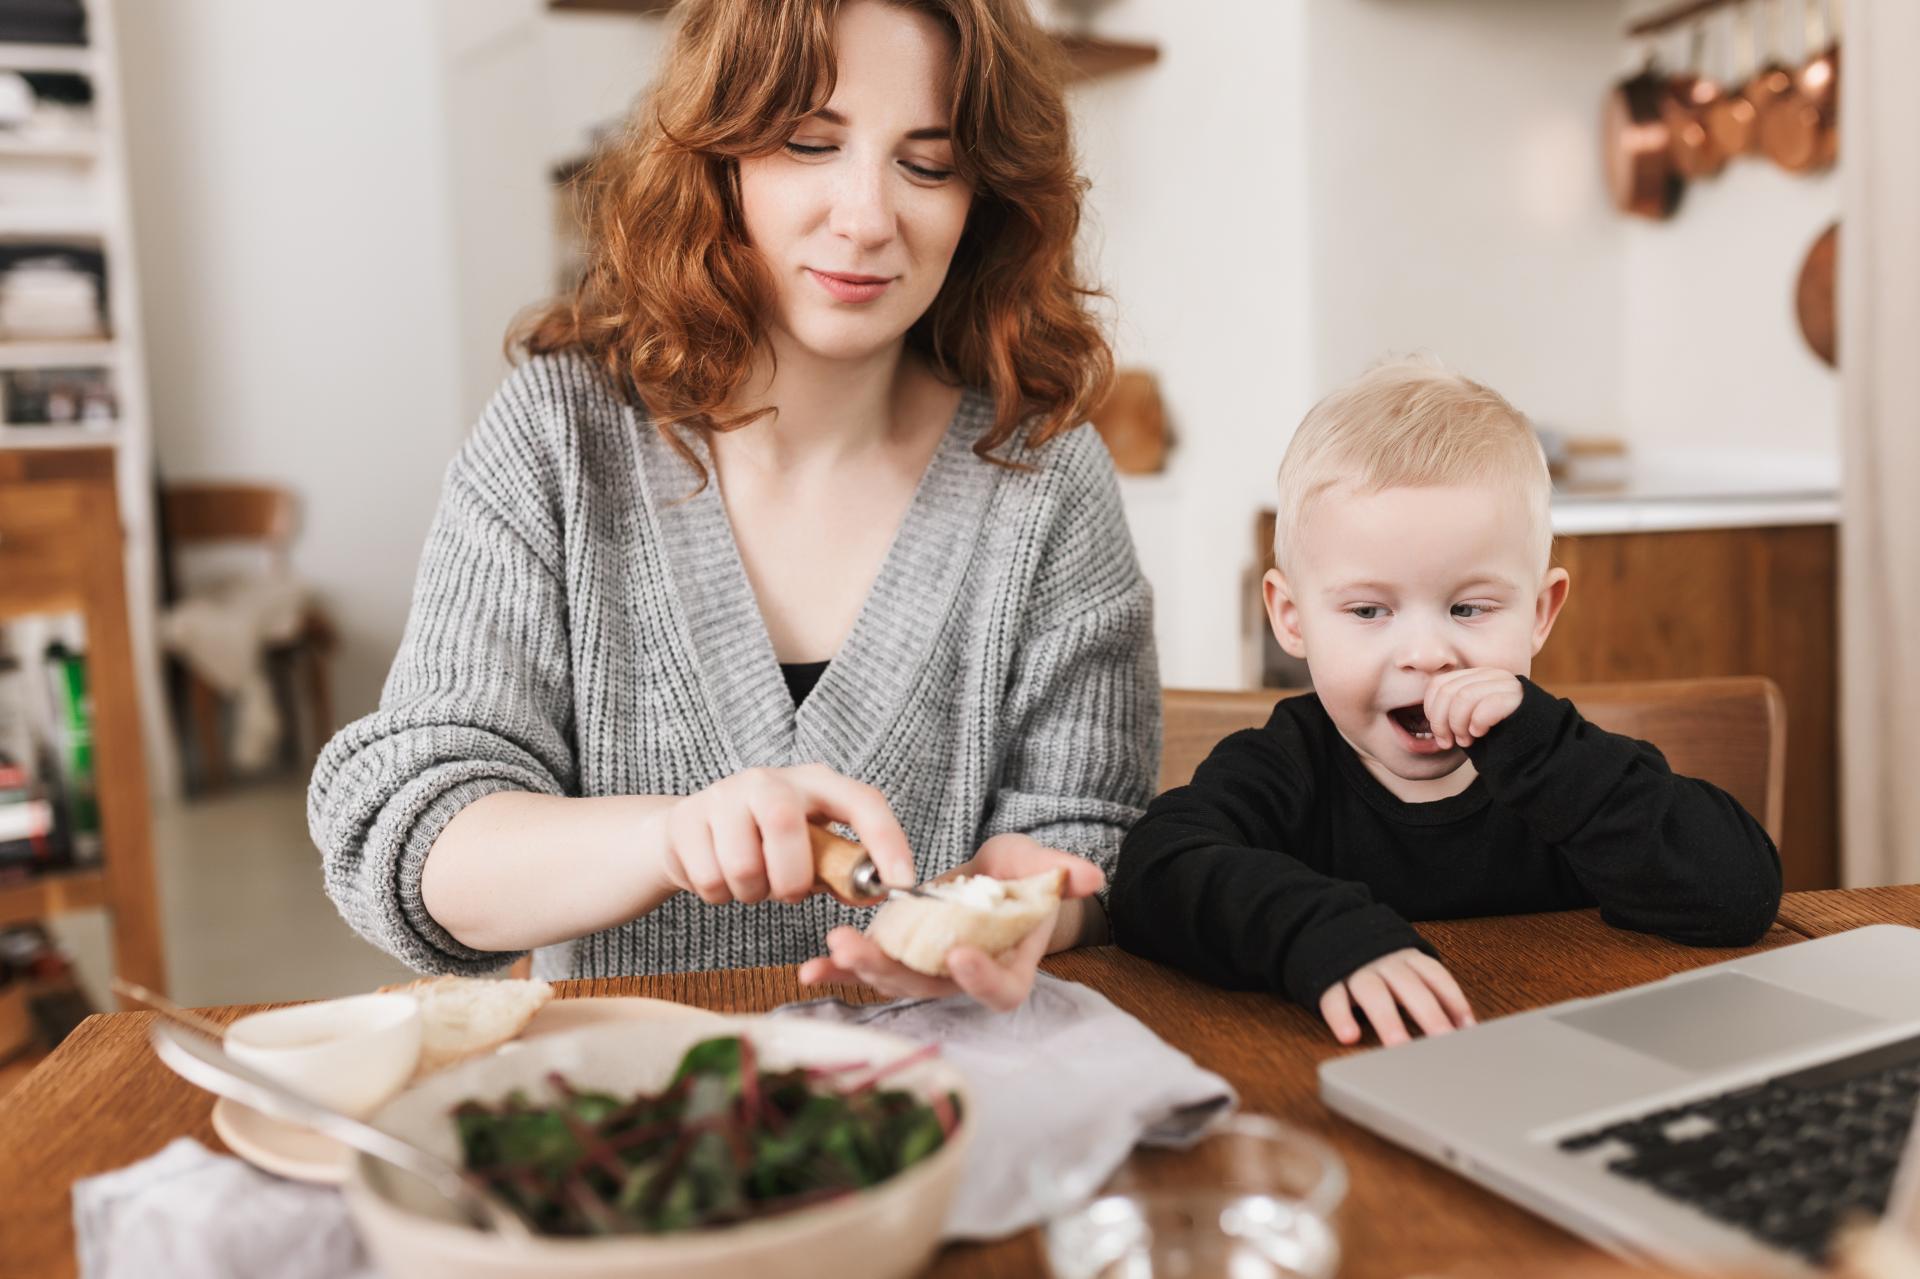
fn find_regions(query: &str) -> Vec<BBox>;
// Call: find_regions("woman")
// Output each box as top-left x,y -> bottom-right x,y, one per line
308,0 -> 1158,1011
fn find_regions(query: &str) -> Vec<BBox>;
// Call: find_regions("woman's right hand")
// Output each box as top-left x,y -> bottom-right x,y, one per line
648,764 -> 916,907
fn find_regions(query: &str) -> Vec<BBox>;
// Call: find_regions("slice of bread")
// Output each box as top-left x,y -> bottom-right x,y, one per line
865,869 -> 1067,977
378,975 -> 554,1076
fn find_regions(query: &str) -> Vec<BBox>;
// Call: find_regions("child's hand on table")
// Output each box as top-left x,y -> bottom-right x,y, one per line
798,833 -> 1104,1013
1319,948 -> 1477,1046
1423,667 -> 1525,750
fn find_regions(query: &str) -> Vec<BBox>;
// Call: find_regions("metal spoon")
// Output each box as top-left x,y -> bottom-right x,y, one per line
809,822 -> 939,904
131,993 -> 534,1239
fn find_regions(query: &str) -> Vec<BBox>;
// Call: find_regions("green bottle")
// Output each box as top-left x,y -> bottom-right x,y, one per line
42,643 -> 101,866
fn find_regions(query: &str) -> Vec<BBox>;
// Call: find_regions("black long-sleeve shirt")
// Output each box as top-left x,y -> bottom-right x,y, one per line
1109,679 -> 1783,1007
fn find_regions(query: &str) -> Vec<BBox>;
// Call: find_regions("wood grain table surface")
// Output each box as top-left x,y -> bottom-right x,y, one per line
1,887 -> 1914,1279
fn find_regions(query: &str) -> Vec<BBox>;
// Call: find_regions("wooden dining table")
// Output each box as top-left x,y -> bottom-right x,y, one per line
1,885 -> 1915,1279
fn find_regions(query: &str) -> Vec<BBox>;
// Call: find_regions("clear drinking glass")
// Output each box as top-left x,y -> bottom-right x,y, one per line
1043,1115 -> 1348,1279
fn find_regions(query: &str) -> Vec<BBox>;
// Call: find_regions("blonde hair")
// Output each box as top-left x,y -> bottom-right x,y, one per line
1273,354 -> 1552,576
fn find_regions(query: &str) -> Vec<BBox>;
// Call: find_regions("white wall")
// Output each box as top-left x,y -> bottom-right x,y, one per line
1307,0 -> 1836,461
1307,0 -> 1626,438
434,0 -> 670,426
1094,0 -> 1839,687
1620,163 -> 1838,455
1071,0 -> 1316,689
117,0 -> 1841,716
116,0 -> 470,725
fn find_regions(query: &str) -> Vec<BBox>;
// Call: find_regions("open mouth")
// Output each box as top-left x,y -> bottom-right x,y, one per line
1387,703 -> 1450,755
1388,704 -> 1433,739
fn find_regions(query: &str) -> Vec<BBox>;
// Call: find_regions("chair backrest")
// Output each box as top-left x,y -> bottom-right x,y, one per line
1160,677 -> 1786,844
160,483 -> 298,550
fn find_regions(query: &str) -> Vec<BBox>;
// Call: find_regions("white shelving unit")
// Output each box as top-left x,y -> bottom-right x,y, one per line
0,42 -> 96,75
0,0 -> 175,797
0,336 -> 117,367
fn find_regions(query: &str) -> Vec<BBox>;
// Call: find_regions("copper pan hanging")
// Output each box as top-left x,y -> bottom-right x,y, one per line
1605,51 -> 1684,219
1795,221 -> 1837,367
1758,0 -> 1839,172
1704,1 -> 1762,156
1739,0 -> 1802,156
1663,21 -> 1728,180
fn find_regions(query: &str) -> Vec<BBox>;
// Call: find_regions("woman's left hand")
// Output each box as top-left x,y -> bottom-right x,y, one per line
797,834 -> 1106,1012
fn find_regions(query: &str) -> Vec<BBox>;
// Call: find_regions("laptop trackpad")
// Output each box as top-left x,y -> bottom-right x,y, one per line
1554,972 -> 1884,1074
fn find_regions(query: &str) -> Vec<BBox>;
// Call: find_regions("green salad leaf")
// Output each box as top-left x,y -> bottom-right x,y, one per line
452,1034 -> 961,1236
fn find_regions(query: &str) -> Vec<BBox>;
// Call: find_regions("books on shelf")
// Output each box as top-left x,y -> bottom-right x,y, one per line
0,2 -> 87,51
0,623 -> 101,881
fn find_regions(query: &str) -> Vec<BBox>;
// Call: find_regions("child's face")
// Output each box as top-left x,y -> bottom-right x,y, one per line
1264,481 -> 1570,801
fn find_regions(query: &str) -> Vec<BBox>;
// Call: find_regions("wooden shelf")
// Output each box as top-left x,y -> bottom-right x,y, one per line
0,43 -> 96,76
546,0 -> 674,12
541,3 -> 1160,84
0,338 -> 116,369
0,135 -> 98,162
0,423 -> 121,449
1055,34 -> 1160,82
0,206 -> 105,240
0,869 -> 106,929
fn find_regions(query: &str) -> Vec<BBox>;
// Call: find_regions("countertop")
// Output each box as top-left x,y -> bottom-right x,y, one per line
1551,447 -> 1839,535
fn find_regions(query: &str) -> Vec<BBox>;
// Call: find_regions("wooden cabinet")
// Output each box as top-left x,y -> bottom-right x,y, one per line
0,447 -> 165,999
1531,525 -> 1838,892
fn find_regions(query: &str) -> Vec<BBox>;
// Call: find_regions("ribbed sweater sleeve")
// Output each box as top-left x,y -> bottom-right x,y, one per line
979,432 -> 1161,887
1468,679 -> 1783,946
307,365 -> 576,975
1109,712 -> 1433,1006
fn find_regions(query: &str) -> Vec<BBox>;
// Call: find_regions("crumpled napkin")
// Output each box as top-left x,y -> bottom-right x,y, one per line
72,1137 -> 375,1279
775,970 -> 1237,1240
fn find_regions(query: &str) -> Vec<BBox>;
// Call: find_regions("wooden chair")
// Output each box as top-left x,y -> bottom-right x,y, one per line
159,482 -> 337,791
0,448 -> 167,1001
1161,677 -> 1786,845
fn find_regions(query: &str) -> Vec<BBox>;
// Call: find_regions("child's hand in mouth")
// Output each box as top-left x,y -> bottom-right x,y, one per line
1419,669 -> 1525,749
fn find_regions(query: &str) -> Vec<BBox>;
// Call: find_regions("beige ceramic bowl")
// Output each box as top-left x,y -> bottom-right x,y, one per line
342,1016 -> 972,1279
224,992 -> 423,1119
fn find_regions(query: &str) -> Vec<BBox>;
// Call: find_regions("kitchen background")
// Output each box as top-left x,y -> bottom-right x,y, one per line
0,0 -> 1898,1081
120,0 -> 1844,706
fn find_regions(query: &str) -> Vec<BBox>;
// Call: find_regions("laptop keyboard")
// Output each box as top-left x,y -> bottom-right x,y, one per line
1557,1033 -> 1920,1263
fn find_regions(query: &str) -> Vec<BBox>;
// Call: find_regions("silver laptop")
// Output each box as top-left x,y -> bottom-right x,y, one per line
1320,924 -> 1920,1273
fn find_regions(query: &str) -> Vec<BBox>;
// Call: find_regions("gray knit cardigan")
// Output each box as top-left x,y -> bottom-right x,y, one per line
308,354 -> 1161,980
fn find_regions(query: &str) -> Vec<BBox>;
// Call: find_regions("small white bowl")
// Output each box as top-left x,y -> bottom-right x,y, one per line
344,1016 -> 972,1279
225,992 -> 423,1119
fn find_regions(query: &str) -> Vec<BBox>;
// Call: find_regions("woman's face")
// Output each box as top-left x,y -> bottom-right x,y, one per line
737,0 -> 974,366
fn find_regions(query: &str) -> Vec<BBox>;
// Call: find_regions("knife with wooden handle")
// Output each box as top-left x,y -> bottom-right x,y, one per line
809,822 -> 935,905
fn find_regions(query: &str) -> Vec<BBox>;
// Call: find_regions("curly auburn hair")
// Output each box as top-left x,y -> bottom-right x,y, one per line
511,0 -> 1112,473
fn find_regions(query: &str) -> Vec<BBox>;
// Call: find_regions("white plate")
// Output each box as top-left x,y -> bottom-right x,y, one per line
209,996 -> 723,1184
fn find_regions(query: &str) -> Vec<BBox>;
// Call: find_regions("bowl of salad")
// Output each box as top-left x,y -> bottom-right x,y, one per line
341,1015 -> 970,1279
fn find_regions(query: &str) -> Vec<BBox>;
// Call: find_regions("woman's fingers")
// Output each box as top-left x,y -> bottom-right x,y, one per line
1319,983 -> 1363,1045
794,766 -> 916,887
1409,953 -> 1477,1026
1347,969 -> 1410,1046
709,799 -> 768,904
797,955 -> 859,986
947,917 -> 1052,1012
823,929 -> 955,999
947,946 -> 1032,1013
668,805 -> 729,904
1380,962 -> 1456,1039
749,779 -> 815,903
973,834 -> 1106,898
